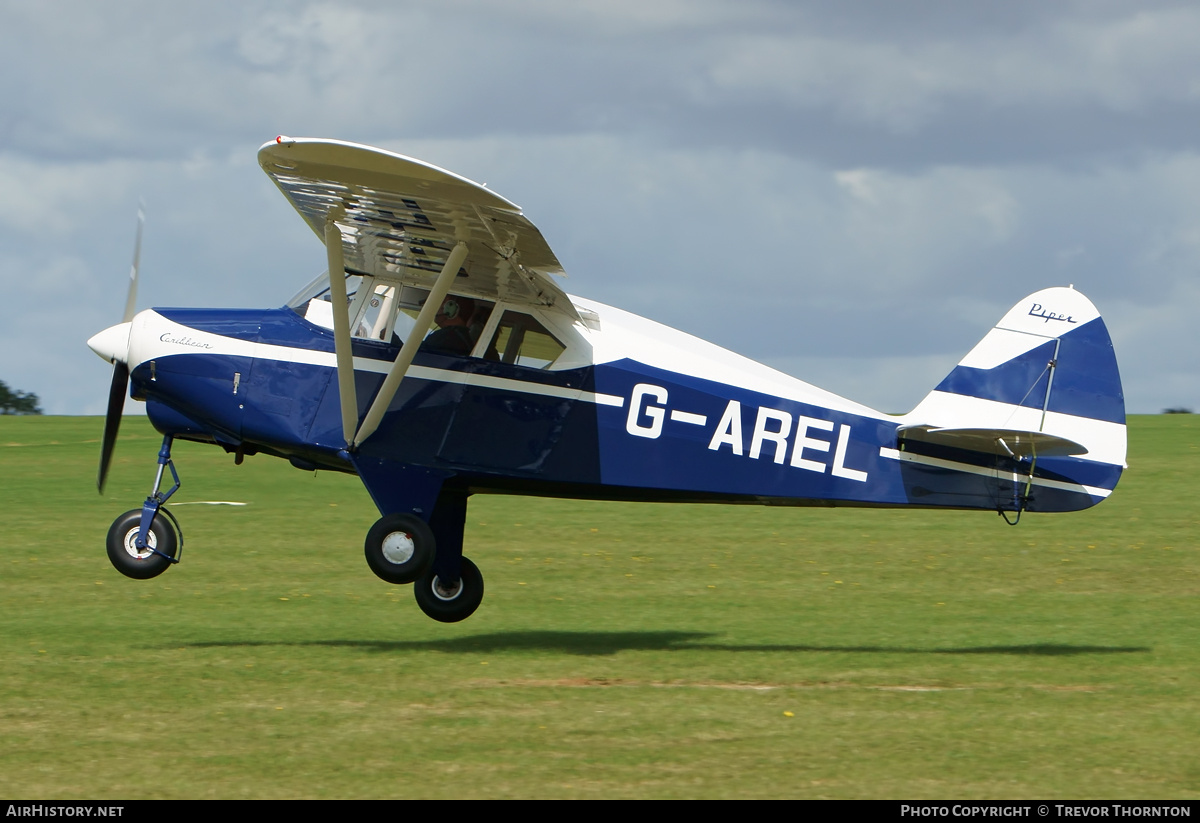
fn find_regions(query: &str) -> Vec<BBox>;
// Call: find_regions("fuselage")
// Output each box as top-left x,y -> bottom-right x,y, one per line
104,295 -> 1119,514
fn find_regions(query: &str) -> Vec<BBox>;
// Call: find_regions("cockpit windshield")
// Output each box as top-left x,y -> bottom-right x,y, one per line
285,270 -> 337,310
289,272 -> 418,343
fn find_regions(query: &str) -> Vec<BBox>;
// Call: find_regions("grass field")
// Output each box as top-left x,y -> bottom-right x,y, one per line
0,414 -> 1196,799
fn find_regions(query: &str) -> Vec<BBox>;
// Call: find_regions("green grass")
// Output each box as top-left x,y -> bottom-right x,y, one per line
0,414 -> 1196,798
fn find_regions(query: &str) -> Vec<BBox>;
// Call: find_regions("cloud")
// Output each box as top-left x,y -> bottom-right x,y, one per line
0,0 -> 1197,415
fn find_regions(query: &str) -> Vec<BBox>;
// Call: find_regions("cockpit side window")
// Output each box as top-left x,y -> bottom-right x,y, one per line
351,281 -> 399,342
395,292 -> 496,355
486,311 -> 565,369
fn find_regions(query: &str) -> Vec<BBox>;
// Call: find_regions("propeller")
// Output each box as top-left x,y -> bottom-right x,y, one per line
96,205 -> 143,493
98,361 -> 130,492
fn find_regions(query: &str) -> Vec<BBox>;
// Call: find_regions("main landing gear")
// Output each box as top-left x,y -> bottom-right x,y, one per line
105,435 -> 183,580
362,488 -> 484,622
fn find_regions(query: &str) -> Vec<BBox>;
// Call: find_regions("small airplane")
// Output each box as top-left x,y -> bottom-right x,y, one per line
87,136 -> 1127,623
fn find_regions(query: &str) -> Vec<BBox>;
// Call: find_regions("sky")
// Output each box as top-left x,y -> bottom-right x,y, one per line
1,0 -> 1196,416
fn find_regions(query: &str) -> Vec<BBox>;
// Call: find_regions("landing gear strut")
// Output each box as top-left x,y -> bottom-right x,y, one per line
407,487 -> 484,622
105,435 -> 183,580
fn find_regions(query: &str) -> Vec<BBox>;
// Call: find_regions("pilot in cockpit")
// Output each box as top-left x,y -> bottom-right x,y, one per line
420,296 -> 476,355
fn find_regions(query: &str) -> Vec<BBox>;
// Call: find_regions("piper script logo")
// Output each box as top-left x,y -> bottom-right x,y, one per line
1028,303 -> 1077,324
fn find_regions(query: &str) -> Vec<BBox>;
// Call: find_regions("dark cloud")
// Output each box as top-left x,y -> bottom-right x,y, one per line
0,0 -> 1196,414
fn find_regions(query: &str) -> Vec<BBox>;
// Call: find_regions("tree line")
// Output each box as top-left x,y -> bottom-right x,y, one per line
0,381 -> 42,415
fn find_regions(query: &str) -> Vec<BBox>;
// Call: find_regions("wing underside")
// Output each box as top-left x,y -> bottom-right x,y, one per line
258,137 -> 577,320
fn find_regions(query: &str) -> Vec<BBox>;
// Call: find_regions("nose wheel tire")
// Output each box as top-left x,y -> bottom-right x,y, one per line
414,557 -> 484,623
364,514 -> 436,585
106,509 -> 178,580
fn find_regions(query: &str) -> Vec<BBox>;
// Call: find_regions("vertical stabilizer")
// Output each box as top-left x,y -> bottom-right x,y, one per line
899,287 -> 1125,511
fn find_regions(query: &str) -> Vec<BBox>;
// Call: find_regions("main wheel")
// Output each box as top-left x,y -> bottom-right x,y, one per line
414,557 -> 484,623
106,509 -> 178,580
364,514 -> 435,585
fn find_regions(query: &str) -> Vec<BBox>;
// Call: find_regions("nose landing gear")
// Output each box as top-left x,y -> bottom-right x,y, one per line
105,435 -> 184,580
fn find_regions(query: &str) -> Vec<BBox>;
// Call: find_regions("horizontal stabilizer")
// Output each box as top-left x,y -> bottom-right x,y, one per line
897,425 -> 1088,458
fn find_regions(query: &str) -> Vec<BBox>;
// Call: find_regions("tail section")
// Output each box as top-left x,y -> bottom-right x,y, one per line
898,287 -> 1125,513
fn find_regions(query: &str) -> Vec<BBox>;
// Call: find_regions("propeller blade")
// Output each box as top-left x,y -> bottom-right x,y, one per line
98,205 -> 143,492
98,361 -> 129,493
122,205 -> 144,324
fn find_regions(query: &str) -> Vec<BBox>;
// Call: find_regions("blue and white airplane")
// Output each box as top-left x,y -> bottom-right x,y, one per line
87,137 -> 1127,622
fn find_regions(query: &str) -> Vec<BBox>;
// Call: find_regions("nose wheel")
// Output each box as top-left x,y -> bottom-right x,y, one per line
106,508 -> 179,579
104,434 -> 184,580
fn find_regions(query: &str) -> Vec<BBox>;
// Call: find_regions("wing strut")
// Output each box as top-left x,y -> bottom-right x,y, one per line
325,216 -> 360,446
352,242 -> 469,448
1038,338 -> 1062,433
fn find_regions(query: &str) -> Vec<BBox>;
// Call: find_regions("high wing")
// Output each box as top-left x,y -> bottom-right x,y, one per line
257,136 -> 578,321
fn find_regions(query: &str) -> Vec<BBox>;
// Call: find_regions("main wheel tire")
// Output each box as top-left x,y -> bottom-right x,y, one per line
106,509 -> 177,580
414,557 -> 484,623
364,514 -> 436,585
